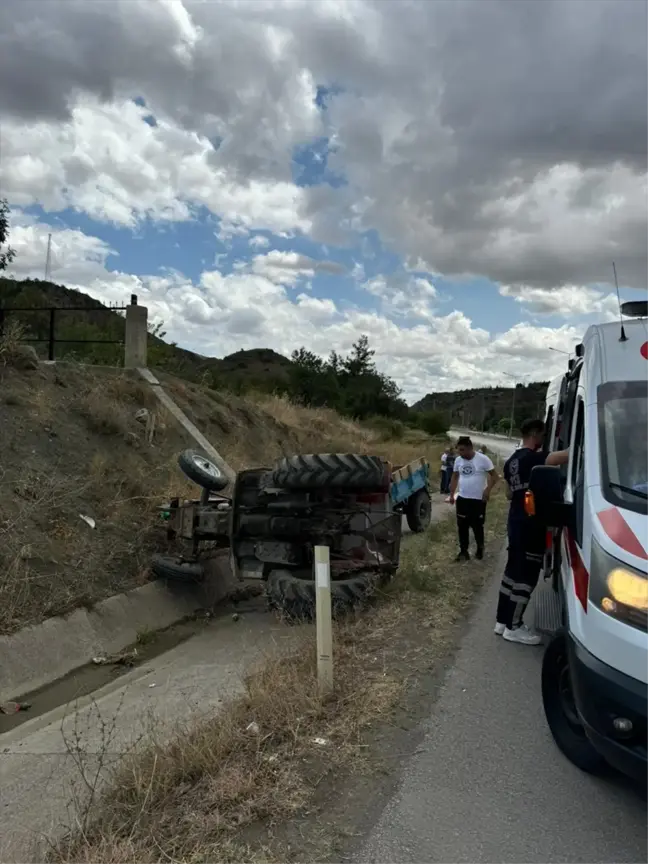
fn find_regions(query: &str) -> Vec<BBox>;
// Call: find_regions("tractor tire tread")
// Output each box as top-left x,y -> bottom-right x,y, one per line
271,453 -> 385,491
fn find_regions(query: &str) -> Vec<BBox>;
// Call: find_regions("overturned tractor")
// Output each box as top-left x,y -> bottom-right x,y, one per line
153,449 -> 431,620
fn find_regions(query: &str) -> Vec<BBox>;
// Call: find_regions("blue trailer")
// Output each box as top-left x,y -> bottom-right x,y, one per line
391,457 -> 432,532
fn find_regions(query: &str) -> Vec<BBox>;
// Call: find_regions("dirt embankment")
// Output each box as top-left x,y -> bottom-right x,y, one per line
0,361 -> 442,635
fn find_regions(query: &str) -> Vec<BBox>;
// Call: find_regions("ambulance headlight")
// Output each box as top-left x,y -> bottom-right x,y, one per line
590,539 -> 648,631
606,569 -> 648,611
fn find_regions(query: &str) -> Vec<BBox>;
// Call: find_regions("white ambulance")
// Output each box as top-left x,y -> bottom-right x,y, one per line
529,301 -> 647,782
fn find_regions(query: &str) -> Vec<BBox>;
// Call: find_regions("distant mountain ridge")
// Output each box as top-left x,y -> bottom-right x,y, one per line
412,382 -> 549,434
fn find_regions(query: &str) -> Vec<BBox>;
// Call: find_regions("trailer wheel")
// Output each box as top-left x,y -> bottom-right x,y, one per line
266,568 -> 381,622
151,554 -> 205,583
270,454 -> 387,491
405,489 -> 432,533
178,450 -> 228,492
541,631 -> 609,775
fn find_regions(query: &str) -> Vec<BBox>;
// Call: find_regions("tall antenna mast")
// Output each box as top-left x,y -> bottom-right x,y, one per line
612,261 -> 627,343
44,233 -> 52,281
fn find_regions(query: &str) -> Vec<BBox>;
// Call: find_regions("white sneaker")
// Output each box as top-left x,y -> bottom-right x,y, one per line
494,622 -> 506,635
503,625 -> 542,645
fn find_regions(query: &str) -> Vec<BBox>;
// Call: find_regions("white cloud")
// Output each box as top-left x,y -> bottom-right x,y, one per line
365,274 -> 438,320
7,213 -> 116,285
0,0 -> 644,293
6,216 -> 585,401
0,96 -> 311,235
250,250 -> 344,286
1,0 -> 644,403
499,284 -> 620,321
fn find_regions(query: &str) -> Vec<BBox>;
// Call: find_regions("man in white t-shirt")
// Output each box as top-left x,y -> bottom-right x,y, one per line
450,436 -> 499,561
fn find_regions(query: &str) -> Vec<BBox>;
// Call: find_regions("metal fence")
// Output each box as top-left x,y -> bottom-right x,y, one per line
0,302 -> 130,361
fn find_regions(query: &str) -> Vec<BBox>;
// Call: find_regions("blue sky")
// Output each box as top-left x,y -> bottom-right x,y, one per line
24,192 -> 628,340
3,0 -> 644,400
15,94 -> 578,339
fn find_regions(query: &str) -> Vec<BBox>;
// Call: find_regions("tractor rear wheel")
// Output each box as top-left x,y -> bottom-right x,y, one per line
266,568 -> 381,622
270,453 -> 387,491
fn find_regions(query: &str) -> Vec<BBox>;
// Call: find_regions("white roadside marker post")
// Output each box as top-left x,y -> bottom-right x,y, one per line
314,545 -> 334,695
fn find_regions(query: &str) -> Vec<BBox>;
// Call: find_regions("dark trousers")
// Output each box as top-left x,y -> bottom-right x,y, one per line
496,519 -> 545,629
440,466 -> 452,493
455,496 -> 486,552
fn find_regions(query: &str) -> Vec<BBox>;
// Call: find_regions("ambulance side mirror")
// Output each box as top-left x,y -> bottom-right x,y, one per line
528,465 -> 573,528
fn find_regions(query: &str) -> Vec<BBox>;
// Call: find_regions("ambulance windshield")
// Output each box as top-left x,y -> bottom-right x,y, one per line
599,381 -> 648,516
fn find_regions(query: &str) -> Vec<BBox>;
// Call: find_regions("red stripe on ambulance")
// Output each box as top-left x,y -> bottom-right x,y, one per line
597,507 -> 648,561
565,529 -> 589,612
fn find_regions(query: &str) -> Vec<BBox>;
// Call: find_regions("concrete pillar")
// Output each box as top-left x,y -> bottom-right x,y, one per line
124,296 -> 148,368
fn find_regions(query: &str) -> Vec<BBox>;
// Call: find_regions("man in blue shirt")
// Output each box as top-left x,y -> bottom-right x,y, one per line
495,418 -> 569,644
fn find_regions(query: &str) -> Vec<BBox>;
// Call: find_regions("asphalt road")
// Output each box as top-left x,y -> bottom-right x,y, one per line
355,557 -> 647,864
448,429 -> 517,461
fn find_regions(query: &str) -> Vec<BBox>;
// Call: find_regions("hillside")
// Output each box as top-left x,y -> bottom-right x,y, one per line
412,382 -> 549,434
0,356 -> 442,635
1,277 -> 547,428
0,277 -> 293,393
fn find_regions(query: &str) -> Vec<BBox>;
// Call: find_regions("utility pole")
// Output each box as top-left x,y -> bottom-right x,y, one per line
509,386 -> 517,439
503,372 -> 518,439
44,233 -> 52,281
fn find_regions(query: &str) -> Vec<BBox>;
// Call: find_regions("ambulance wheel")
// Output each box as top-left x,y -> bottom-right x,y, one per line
541,630 -> 609,775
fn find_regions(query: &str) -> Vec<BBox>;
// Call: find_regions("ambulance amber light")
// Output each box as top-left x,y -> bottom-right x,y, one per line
607,568 -> 648,611
524,490 -> 536,516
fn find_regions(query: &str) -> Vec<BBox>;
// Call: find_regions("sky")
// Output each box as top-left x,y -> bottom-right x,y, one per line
1,0 -> 646,403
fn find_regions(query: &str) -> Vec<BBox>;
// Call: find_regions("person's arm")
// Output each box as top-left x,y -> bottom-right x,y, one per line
483,469 -> 499,500
505,483 -> 513,501
449,467 -> 459,502
482,456 -> 499,501
546,448 -> 569,467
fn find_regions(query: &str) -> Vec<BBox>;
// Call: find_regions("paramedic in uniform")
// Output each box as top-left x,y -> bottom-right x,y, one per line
495,418 -> 569,645
449,436 -> 499,561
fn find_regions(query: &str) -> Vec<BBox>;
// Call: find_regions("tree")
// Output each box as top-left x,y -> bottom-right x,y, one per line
342,334 -> 375,377
288,336 -> 405,420
148,320 -> 167,340
418,411 -> 449,437
0,199 -> 16,271
290,347 -> 340,407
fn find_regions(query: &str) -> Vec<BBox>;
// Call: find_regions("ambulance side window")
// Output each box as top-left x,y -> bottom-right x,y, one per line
571,400 -> 585,546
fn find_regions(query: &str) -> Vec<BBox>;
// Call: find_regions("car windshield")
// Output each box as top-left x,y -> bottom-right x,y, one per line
598,381 -> 648,516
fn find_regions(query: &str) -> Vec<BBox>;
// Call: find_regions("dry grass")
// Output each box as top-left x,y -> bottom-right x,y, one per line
0,364 -> 445,635
50,489 -> 508,864
0,369 -> 187,632
248,392 -> 446,468
52,630 -> 402,863
0,319 -> 27,366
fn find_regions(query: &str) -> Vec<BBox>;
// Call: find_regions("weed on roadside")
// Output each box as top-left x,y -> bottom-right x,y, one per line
49,490 -> 508,864
135,628 -> 157,647
0,319 -> 27,367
